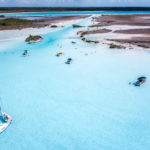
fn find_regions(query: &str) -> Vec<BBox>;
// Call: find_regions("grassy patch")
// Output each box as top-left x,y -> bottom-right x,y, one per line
0,18 -> 34,28
50,25 -> 58,28
72,24 -> 83,28
82,37 -> 99,44
109,43 -> 126,49
25,35 -> 43,42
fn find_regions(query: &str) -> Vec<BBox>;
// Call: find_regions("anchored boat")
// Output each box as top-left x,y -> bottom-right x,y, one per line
134,77 -> 147,86
22,50 -> 30,56
56,51 -> 64,57
65,58 -> 72,64
0,99 -> 12,134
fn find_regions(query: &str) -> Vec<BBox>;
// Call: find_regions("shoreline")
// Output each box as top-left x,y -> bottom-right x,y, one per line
1,13 -> 150,50
0,15 -> 90,31
0,16 -> 89,42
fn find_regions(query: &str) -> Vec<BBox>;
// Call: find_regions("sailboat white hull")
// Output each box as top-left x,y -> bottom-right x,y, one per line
0,112 -> 12,134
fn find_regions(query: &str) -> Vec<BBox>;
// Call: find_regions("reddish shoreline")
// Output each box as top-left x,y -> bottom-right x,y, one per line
114,28 -> 150,34
108,37 -> 150,48
94,14 -> 150,26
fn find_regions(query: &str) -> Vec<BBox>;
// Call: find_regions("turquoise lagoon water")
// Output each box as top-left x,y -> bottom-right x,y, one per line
0,12 -> 150,150
2,11 -> 150,16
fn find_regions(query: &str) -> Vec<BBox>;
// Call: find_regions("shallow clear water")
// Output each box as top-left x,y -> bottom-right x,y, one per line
0,12 -> 150,150
2,11 -> 150,16
0,15 -> 65,20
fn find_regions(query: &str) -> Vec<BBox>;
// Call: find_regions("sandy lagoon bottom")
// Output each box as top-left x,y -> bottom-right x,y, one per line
0,17 -> 150,150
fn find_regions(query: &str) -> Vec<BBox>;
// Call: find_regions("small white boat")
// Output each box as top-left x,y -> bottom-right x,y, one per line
0,97 -> 12,134
0,112 -> 12,134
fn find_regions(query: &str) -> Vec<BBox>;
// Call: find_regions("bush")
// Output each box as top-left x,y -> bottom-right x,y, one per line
0,18 -> 32,27
50,25 -> 58,28
109,43 -> 125,49
82,37 -> 99,44
25,35 -> 43,42
72,24 -> 83,28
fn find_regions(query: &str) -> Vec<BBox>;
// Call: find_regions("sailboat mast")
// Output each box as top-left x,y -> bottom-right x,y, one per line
0,106 -> 1,116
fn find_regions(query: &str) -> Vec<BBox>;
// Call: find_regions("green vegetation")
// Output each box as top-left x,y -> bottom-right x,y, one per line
88,25 -> 101,27
25,35 -> 43,43
82,37 -> 99,44
78,30 -> 99,44
80,31 -> 88,37
50,25 -> 58,28
0,18 -> 33,28
72,24 -> 83,28
109,43 -> 126,49
138,44 -> 149,48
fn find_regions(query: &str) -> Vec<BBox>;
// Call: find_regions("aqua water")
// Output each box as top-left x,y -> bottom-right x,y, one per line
0,12 -> 150,150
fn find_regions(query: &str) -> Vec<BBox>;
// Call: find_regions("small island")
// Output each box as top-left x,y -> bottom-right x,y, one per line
25,35 -> 43,43
82,37 -> 99,44
50,25 -> 58,28
72,24 -> 83,28
109,43 -> 126,49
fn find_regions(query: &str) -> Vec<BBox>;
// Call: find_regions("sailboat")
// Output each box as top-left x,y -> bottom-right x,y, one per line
0,98 -> 12,134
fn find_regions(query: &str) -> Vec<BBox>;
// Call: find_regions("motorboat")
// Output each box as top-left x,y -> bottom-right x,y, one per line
56,51 -> 64,57
22,50 -> 30,56
65,58 -> 72,64
134,76 -> 146,86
